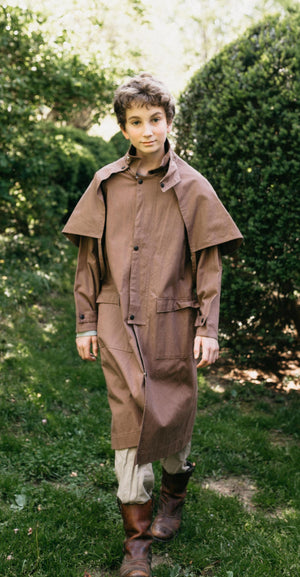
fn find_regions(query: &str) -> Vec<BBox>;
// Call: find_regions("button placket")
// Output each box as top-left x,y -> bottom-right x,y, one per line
128,176 -> 144,323
128,172 -> 159,324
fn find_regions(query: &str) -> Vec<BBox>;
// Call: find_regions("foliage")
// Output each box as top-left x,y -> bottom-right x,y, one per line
110,130 -> 130,158
0,5 -> 119,238
0,4 -> 114,127
175,10 -> 300,361
11,0 -> 297,99
1,121 -> 118,237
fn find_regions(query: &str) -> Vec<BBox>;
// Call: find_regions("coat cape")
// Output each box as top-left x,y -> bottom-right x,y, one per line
63,148 -> 242,256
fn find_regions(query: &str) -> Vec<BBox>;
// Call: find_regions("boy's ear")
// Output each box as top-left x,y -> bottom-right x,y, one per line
167,121 -> 173,133
120,126 -> 130,140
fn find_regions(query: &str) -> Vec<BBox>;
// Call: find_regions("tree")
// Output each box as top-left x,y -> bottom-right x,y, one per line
175,9 -> 300,361
0,5 -> 115,126
0,5 -> 116,236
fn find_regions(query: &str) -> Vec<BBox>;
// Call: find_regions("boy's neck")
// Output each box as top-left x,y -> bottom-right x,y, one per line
137,153 -> 163,175
136,163 -> 157,176
132,143 -> 169,175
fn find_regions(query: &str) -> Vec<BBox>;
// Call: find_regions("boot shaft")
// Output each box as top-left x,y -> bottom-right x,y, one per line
151,462 -> 195,542
161,461 -> 195,499
119,499 -> 153,575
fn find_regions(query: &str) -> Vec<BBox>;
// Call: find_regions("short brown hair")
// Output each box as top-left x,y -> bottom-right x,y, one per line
113,73 -> 175,129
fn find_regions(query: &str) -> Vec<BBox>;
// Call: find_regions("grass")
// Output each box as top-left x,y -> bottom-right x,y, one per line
0,237 -> 299,576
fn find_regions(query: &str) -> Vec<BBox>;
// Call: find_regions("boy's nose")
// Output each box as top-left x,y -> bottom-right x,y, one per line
143,123 -> 153,136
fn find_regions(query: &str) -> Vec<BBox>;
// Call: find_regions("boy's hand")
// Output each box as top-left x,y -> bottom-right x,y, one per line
76,335 -> 98,361
193,336 -> 219,368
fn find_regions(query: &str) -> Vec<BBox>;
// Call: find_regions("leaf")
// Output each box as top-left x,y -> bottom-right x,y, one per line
170,565 -> 181,577
10,493 -> 27,510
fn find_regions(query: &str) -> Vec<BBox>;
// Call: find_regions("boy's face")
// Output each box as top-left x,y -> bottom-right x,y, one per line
121,104 -> 172,162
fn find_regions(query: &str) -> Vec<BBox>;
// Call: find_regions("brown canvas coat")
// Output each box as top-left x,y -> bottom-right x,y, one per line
63,144 -> 243,465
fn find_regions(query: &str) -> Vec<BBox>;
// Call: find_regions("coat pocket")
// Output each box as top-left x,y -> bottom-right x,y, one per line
97,292 -> 132,352
155,298 -> 198,359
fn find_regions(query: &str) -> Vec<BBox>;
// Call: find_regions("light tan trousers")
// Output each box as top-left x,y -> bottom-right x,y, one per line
115,442 -> 191,504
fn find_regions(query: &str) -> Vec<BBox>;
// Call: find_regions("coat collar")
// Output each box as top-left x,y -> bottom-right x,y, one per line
95,139 -> 181,193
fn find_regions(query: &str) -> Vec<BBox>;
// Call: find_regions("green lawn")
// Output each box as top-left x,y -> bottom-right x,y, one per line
0,238 -> 299,577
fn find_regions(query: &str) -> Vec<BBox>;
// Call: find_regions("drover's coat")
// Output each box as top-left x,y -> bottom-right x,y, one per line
63,144 -> 242,465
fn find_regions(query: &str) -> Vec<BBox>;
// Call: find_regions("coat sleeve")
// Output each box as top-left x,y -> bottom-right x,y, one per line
74,236 -> 101,333
194,246 -> 222,340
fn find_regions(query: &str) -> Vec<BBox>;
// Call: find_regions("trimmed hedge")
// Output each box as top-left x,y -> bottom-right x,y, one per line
175,10 -> 300,361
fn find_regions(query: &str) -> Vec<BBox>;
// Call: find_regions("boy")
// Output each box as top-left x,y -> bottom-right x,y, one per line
63,73 -> 242,577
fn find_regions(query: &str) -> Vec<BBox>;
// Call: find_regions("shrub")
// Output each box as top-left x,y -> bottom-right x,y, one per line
41,124 -> 119,222
0,5 -> 117,238
175,10 -> 300,362
1,123 -> 118,237
110,131 -> 130,158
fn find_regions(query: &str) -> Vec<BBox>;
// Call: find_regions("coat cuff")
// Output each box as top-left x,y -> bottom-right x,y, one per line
194,300 -> 219,340
195,324 -> 218,340
76,311 -> 97,333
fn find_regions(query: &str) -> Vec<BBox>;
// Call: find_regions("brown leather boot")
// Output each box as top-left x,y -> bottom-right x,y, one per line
151,462 -> 195,542
119,499 -> 153,577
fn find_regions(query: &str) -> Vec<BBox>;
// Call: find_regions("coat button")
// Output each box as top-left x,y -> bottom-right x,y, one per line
138,178 -> 143,184
161,182 -> 165,188
79,314 -> 85,319
134,245 -> 139,251
130,314 -> 135,320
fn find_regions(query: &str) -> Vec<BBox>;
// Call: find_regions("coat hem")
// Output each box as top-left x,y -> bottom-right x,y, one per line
111,429 -> 141,450
136,434 -> 193,466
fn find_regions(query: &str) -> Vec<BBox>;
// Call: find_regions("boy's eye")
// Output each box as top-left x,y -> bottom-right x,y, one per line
152,117 -> 160,123
132,120 -> 140,126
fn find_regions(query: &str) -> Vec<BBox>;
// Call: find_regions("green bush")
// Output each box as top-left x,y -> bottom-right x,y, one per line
1,123 -> 118,237
0,5 -> 117,238
175,10 -> 300,362
39,124 -> 119,222
110,130 -> 130,157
